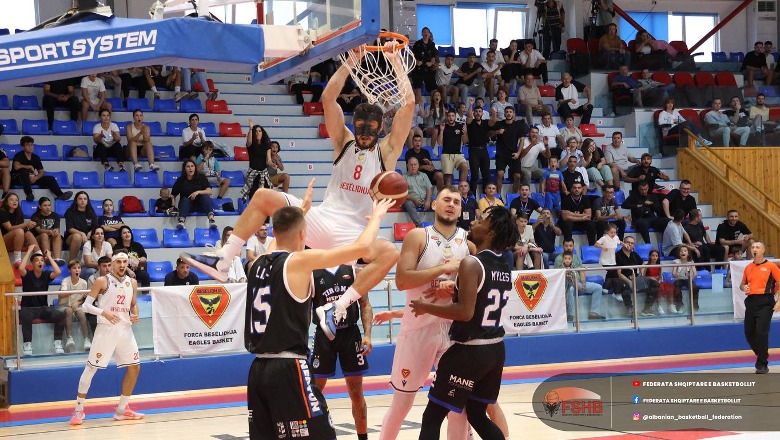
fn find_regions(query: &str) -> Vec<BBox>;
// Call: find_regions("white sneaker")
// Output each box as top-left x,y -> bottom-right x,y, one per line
84,338 -> 92,351
54,340 -> 65,354
22,342 -> 32,356
669,304 -> 678,314
65,336 -> 76,352
657,305 -> 666,315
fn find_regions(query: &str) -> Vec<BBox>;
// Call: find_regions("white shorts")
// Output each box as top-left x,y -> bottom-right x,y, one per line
389,320 -> 452,392
87,323 -> 139,369
283,193 -> 363,249
440,154 -> 468,175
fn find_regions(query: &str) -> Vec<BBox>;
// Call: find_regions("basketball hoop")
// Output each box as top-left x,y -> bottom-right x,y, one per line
340,31 -> 416,110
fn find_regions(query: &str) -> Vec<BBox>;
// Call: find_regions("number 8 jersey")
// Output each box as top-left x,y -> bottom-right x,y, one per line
245,251 -> 314,356
318,140 -> 385,221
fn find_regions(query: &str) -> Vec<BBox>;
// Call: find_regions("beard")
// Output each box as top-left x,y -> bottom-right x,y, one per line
436,213 -> 458,227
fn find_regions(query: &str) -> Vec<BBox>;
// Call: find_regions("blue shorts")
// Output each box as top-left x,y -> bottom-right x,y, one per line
544,192 -> 561,212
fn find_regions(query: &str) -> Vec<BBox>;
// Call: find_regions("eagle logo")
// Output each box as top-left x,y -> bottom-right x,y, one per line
543,390 -> 561,416
189,286 -> 231,329
514,273 -> 548,312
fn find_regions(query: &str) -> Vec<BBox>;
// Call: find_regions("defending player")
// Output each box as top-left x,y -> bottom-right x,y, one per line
245,199 -> 392,440
70,252 -> 143,425
411,206 -> 518,440
311,265 -> 373,440
183,42 -> 415,340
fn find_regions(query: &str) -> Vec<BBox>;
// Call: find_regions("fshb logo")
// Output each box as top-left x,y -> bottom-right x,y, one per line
542,387 -> 604,417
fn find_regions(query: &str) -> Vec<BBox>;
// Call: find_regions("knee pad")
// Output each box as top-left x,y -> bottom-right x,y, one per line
78,364 -> 99,394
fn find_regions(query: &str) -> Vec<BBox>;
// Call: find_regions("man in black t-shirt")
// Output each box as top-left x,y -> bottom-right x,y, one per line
42,78 -> 80,130
741,41 -> 773,86
411,27 -> 439,102
716,209 -> 753,260
12,136 -> 73,203
662,180 -> 697,219
164,258 -> 200,286
466,98 -> 490,194
404,134 -> 444,190
18,246 -> 65,356
625,153 -> 670,194
684,208 -> 725,264
604,236 -> 658,316
456,53 -> 486,102
621,182 -> 668,244
489,106 -> 530,194
437,110 -> 469,187
559,182 -> 596,245
561,155 -> 585,196
509,184 -> 542,218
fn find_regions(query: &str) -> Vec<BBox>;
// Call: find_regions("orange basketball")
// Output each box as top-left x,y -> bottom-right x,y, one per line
370,171 -> 408,208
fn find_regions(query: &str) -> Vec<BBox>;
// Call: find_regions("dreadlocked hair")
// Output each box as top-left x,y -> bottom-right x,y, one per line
485,206 -> 519,251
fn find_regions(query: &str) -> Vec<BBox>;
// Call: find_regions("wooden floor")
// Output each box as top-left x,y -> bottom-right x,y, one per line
2,351 -> 778,440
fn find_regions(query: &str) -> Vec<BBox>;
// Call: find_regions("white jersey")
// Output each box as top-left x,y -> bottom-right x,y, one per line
318,140 -> 384,223
400,226 -> 470,332
97,272 -> 134,326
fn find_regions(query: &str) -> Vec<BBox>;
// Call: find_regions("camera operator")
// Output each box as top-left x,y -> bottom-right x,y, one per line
536,0 -> 565,58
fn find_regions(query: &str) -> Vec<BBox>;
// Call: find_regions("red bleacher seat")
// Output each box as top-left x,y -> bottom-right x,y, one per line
193,78 -> 218,93
769,108 -> 780,122
219,122 -> 244,137
673,72 -> 695,87
206,100 -> 232,114
567,38 -> 587,53
318,123 -> 329,138
580,123 -> 605,137
233,146 -> 249,161
714,72 -> 737,86
630,71 -> 642,80
538,85 -> 554,97
393,222 -> 415,241
651,71 -> 673,86
303,102 -> 324,115
693,72 -> 715,87
679,109 -> 703,129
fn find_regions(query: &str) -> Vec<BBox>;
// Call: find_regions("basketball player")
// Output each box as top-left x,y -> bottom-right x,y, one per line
311,264 -> 373,440
245,199 -> 392,440
183,42 -> 415,339
70,252 -> 143,425
411,206 -> 518,440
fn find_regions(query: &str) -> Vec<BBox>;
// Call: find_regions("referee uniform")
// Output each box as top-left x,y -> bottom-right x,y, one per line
741,258 -> 780,373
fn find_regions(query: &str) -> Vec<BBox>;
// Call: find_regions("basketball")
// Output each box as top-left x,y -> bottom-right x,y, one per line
370,171 -> 408,208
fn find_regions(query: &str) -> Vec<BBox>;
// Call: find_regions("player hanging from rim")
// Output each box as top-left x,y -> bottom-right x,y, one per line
311,264 -> 373,440
245,199 -> 393,440
411,206 -> 518,440
182,41 -> 415,340
70,252 -> 143,425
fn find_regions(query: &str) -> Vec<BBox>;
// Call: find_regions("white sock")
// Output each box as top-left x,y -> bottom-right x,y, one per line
13,251 -> 21,262
221,234 -> 246,262
335,287 -> 361,310
75,397 -> 85,412
151,86 -> 158,93
175,86 -> 181,92
117,395 -> 130,412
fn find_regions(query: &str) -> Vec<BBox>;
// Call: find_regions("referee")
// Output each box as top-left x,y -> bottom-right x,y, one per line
739,241 -> 780,374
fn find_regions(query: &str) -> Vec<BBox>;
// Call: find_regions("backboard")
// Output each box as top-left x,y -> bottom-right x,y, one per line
251,0 -> 380,84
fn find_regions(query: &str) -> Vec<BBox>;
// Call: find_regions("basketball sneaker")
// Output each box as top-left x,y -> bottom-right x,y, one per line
70,410 -> 85,425
180,252 -> 229,283
22,342 -> 32,356
65,336 -> 76,352
83,338 -> 92,350
315,303 -> 347,341
114,406 -> 145,421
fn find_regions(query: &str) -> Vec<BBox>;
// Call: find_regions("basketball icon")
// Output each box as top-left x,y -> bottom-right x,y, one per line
370,171 -> 408,208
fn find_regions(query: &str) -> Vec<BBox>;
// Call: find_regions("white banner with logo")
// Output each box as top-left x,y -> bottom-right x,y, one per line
152,284 -> 246,355
504,269 -> 568,334
730,260 -> 780,319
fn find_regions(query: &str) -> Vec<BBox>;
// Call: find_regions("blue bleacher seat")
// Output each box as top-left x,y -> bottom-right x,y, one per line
147,260 -> 172,281
154,99 -> 178,112
0,119 -> 20,135
729,52 -> 745,62
154,145 -> 177,162
423,145 -> 438,160
49,264 -> 68,285
189,265 -> 209,281
221,170 -> 244,187
166,122 -> 188,137
614,189 -> 626,205
54,199 -> 71,216
238,196 -> 248,214
134,228 -> 161,248
193,227 -> 220,246
22,119 -> 49,135
127,97 -> 151,112
0,29 -> 8,36
487,145 -> 496,159
695,270 -> 712,289
421,222 -> 433,228
0,95 -> 9,110
585,275 -> 605,285
105,98 -> 126,112
13,95 -> 41,110
531,192 -> 544,207
711,52 -> 728,62
457,46 -> 476,57
505,193 -> 519,206
345,123 -> 355,134
20,200 -> 36,217
163,171 -> 178,188
2,143 -> 21,159
47,171 -> 70,188
211,198 -> 234,215
81,120 -> 99,136
117,121 -> 130,137
118,198 -> 146,216
35,144 -> 59,160
662,271 -> 674,284
163,228 -> 192,247
580,246 -> 601,264
634,243 -> 653,261
180,99 -> 204,113
134,171 -> 162,188
53,120 -> 79,136
201,122 -> 218,137
437,46 -> 455,57
90,199 -> 103,214
147,121 -> 164,136
759,86 -> 777,98
104,171 -> 132,188
63,145 -> 91,161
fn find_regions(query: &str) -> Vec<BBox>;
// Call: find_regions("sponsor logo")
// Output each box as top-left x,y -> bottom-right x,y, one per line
448,389 -> 456,397
542,387 -> 604,417
342,274 -> 352,280
189,285 -> 231,329
312,357 -> 320,369
401,368 -> 411,387
290,419 -> 310,437
515,273 -> 548,312
455,238 -> 463,245
276,420 -> 286,438
448,374 -> 474,391
298,359 -> 322,416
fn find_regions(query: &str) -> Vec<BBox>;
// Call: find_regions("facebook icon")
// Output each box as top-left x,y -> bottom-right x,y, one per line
632,395 -> 641,404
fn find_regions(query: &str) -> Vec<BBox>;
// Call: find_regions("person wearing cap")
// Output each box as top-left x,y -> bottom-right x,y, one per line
164,258 -> 200,286
19,244 -> 65,356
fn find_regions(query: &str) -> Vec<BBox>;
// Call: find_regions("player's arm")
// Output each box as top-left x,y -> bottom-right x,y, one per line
394,228 -> 461,291
358,296 -> 373,355
410,256 -> 481,321
81,276 -> 118,324
130,278 -> 139,324
321,63 -> 356,157
373,309 -> 403,324
382,46 -> 416,161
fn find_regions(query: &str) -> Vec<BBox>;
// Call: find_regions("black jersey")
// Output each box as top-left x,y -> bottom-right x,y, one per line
312,265 -> 360,326
245,251 -> 313,357
450,250 -> 512,343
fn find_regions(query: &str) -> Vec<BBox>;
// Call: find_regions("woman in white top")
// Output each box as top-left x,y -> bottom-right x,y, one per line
181,113 -> 207,160
80,226 -> 113,281
92,108 -> 125,171
126,109 -> 159,172
657,98 -> 710,147
556,115 -> 583,147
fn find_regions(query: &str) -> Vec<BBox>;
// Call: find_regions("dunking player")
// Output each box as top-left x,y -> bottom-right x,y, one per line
183,42 -> 415,339
70,253 -> 143,425
311,264 -> 373,440
411,206 -> 518,440
245,200 -> 391,439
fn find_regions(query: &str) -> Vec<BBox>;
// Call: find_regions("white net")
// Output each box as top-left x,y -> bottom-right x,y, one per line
339,43 -> 416,111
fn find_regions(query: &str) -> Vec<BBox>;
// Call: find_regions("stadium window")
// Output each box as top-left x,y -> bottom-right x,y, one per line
451,3 -> 529,49
619,12 -> 718,62
0,0 -> 35,32
417,4 -> 453,46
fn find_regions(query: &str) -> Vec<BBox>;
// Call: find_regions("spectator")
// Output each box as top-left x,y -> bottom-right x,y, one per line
560,155 -> 586,197
716,209 -> 753,260
748,93 -> 777,136
514,213 -> 542,269
164,258 -> 200,286
723,96 -> 753,143
540,157 -> 563,216
98,199 -> 124,246
519,40 -> 549,84
741,41 -> 773,86
553,238 -> 581,268
43,78 -> 79,131
490,89 -> 513,122
559,182 -> 596,245
766,41 -> 776,71
593,184 -> 625,239
267,141 -> 290,192
595,223 -> 621,267
621,181 -> 668,244
538,0 -> 565,57
599,23 -> 630,69
509,184 -> 543,218
457,181 -> 480,231
336,77 -> 362,113
537,113 -> 560,166
422,90 -> 447,142
410,27 -> 438,103
437,110 -> 469,187
518,74 -> 548,125
180,113 -> 207,160
704,98 -> 750,146
126,109 -> 159,173
1,192 -> 38,266
179,68 -> 218,102
80,73 -> 111,122
12,136 -> 73,203
634,68 -> 669,107
436,54 -> 460,105
558,250 -> 605,321
625,153 -> 670,193
171,159 -> 215,229
455,52 -> 486,104
661,209 -> 699,259
481,39 -> 500,64
556,116 -> 583,149
19,246 -> 65,356
640,250 -> 666,313
215,226 -> 247,283
81,226 -> 113,281
0,144 -> 9,200
555,72 -> 593,124
610,65 -> 639,107
144,65 -> 180,100
480,50 -> 503,101
466,98 -> 490,194
595,0 -> 615,30
657,98 -> 711,149
684,208 -> 726,264
533,207 -> 561,266
478,183 -> 504,212
632,31 -> 670,70
113,225 -> 150,288
242,121 -> 272,202
402,157 -> 433,227
405,134 -> 444,191
605,235 -> 659,316
196,141 -> 231,199
604,131 -> 639,187
559,137 -> 586,171
289,69 -> 323,105
518,126 -> 551,189
581,138 -> 612,191
65,191 -> 98,262
155,187 -> 176,216
672,247 -> 699,311
454,102 -> 468,125
118,67 -> 148,104
31,197 -> 65,265
92,109 -> 125,172
245,225 -> 271,264
500,39 -> 522,92
58,260 -> 90,352
662,180 -> 697,220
